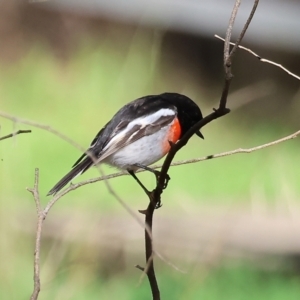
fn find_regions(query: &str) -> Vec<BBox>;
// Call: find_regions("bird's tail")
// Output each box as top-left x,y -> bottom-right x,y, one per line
47,157 -> 93,196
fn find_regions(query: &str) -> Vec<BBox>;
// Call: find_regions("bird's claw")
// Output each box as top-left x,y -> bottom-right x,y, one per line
163,174 -> 170,189
155,200 -> 162,209
154,171 -> 170,190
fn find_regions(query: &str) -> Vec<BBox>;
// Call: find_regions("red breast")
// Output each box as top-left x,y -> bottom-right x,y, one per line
162,117 -> 182,155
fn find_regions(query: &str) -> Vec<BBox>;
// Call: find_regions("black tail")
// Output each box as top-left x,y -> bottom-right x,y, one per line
47,157 -> 93,196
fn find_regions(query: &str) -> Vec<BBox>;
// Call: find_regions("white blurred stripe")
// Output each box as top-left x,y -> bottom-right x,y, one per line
45,0 -> 300,52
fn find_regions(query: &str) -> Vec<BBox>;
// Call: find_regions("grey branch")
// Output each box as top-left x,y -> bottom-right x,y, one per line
215,35 -> 300,81
27,169 -> 43,300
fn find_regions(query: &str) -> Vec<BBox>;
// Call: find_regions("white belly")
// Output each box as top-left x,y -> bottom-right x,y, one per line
104,126 -> 170,170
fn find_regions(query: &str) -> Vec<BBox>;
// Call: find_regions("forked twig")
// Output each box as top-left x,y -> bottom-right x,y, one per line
215,34 -> 300,81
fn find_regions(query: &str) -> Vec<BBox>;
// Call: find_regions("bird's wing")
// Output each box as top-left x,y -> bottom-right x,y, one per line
95,108 -> 176,162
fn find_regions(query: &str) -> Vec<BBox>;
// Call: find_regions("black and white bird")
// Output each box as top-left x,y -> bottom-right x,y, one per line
47,93 -> 203,196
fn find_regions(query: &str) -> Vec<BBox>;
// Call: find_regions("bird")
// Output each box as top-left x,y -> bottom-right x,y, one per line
47,93 -> 204,196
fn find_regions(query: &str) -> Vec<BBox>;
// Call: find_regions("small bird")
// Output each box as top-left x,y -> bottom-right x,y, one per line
47,93 -> 204,196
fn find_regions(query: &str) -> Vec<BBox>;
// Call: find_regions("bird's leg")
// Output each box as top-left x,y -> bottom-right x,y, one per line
128,169 -> 151,196
128,169 -> 162,209
133,163 -> 170,190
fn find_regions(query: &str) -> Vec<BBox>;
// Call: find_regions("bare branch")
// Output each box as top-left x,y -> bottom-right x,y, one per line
219,0 -> 240,110
170,129 -> 300,166
228,0 -> 259,60
153,250 -> 187,274
220,0 -> 259,110
0,129 -> 31,141
215,34 -> 300,81
135,265 -> 145,272
223,0 -> 240,64
137,253 -> 154,287
26,169 -> 43,300
95,165 -> 149,234
0,111 -> 86,153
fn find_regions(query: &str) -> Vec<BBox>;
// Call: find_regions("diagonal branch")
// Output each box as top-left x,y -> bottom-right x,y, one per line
170,129 -> 300,166
0,129 -> 31,141
215,34 -> 300,81
0,112 -> 86,152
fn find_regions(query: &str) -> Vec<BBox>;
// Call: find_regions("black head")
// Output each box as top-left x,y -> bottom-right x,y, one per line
159,93 -> 204,139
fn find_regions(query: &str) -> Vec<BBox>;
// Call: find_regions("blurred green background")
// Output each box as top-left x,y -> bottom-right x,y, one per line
1,2 -> 300,300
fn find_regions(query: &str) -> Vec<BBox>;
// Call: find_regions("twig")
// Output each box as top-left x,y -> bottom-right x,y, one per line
228,0 -> 259,61
223,0 -> 240,65
135,265 -> 145,272
220,0 -> 259,110
0,112 -> 86,153
27,169 -> 43,300
0,129 -> 31,141
95,165 -> 153,239
170,129 -> 300,166
215,34 -> 300,81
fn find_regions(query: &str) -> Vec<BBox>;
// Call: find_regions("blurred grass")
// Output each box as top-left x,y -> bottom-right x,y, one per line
0,40 -> 300,299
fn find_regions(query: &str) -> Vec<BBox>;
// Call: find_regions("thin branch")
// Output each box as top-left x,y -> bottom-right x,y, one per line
137,253 -> 155,287
219,0 -> 240,110
223,0 -> 240,64
228,0 -> 259,60
220,0 -> 259,110
170,129 -> 300,166
95,165 -> 152,237
215,34 -> 300,81
27,169 -> 43,300
153,250 -> 187,274
0,112 -> 86,153
135,265 -> 145,272
0,129 -> 31,141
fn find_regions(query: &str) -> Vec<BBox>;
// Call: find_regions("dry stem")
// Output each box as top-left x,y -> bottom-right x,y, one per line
0,129 -> 31,141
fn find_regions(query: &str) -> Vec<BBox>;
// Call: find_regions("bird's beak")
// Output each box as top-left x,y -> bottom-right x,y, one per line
196,130 -> 204,139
